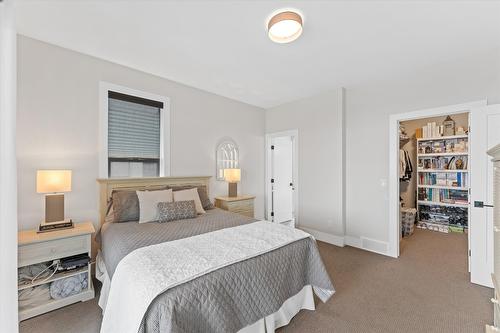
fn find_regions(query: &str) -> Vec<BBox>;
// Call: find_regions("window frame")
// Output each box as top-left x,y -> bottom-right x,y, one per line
99,82 -> 170,178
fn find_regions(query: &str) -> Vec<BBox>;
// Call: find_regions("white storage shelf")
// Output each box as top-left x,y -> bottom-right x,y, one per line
416,133 -> 470,233
418,169 -> 468,173
18,266 -> 88,291
417,184 -> 469,191
17,222 -> 95,321
19,281 -> 95,322
417,200 -> 469,208
417,134 -> 468,142
418,152 -> 468,157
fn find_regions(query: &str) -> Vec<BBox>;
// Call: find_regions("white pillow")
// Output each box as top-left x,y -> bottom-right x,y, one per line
173,188 -> 205,214
136,189 -> 173,223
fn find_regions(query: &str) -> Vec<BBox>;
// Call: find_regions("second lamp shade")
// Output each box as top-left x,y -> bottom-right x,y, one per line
224,168 -> 241,183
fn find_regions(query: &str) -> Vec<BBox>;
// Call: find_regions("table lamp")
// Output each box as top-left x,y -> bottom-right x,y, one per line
224,168 -> 241,197
37,170 -> 72,223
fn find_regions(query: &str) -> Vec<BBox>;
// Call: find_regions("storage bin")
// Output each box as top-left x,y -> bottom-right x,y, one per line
401,208 -> 417,237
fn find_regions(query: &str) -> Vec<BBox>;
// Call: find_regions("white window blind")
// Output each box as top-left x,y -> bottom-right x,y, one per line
108,91 -> 163,177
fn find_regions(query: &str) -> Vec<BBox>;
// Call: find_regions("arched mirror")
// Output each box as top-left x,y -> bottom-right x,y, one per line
216,138 -> 239,180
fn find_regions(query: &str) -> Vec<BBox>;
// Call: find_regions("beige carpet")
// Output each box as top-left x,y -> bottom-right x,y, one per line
20,229 -> 492,333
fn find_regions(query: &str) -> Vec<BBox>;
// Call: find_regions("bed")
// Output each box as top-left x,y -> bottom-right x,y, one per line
95,176 -> 334,333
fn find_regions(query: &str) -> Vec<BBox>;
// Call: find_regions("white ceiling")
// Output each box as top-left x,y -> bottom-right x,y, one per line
15,1 -> 500,108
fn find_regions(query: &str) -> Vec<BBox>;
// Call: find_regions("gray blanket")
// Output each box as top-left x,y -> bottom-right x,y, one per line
98,208 -> 334,333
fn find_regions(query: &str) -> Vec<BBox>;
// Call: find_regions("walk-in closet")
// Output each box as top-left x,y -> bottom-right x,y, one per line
399,112 -> 469,238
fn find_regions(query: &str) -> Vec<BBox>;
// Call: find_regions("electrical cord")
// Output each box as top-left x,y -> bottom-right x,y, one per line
31,260 -> 60,284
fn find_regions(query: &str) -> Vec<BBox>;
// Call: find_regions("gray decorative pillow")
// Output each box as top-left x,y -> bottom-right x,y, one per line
111,190 -> 139,223
168,185 -> 214,210
111,186 -> 168,223
158,200 -> 197,223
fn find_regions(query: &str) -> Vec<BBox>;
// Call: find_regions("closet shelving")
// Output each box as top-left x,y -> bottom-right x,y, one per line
417,169 -> 468,173
417,185 -> 468,191
416,133 -> 470,233
418,134 -> 468,141
417,200 -> 469,208
417,152 -> 468,157
18,266 -> 88,291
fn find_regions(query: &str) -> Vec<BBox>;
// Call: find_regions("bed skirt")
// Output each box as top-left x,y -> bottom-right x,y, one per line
95,251 -> 315,333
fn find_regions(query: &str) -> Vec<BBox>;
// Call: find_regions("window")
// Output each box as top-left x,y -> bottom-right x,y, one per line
100,83 -> 170,178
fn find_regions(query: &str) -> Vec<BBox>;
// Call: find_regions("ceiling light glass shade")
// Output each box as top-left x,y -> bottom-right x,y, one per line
268,11 -> 303,43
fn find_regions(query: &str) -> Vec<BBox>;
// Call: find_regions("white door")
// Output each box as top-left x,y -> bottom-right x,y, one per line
268,135 -> 295,225
470,104 -> 500,287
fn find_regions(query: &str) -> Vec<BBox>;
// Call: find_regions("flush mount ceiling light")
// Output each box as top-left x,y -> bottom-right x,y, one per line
267,10 -> 303,44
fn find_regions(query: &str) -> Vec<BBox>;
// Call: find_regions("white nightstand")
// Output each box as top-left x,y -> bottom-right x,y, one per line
214,195 -> 255,218
17,221 -> 95,321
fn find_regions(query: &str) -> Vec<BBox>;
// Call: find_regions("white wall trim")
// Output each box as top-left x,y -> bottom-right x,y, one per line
338,87 -> 346,235
344,235 -> 362,248
300,227 -> 345,247
345,236 -> 389,256
0,1 -> 18,331
265,129 -> 299,225
388,99 -> 487,258
98,82 -> 171,178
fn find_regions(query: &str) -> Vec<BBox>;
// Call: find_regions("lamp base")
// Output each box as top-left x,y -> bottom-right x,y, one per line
228,183 -> 237,197
45,193 -> 65,223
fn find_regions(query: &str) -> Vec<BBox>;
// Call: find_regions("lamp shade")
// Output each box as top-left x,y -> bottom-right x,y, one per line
37,170 -> 72,193
224,168 -> 241,183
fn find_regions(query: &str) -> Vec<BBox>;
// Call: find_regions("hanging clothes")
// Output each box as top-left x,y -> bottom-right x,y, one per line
399,149 -> 413,182
399,149 -> 406,179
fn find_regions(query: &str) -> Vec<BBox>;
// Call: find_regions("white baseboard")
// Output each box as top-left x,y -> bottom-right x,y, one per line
298,226 -> 391,257
345,235 -> 389,256
344,235 -> 361,248
299,227 -> 345,247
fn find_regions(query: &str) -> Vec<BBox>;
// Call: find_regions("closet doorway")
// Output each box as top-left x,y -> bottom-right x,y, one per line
388,100 -> 499,288
399,112 -> 470,233
265,130 -> 298,228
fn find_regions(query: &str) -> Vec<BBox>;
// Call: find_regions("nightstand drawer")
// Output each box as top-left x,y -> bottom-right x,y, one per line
227,200 -> 253,211
18,235 -> 88,267
229,207 -> 253,217
215,196 -> 255,218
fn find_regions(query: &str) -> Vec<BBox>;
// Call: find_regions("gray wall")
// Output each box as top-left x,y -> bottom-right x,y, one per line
266,90 -> 344,235
17,36 -> 266,231
264,49 -> 499,253
345,50 -> 500,247
17,35 -> 500,257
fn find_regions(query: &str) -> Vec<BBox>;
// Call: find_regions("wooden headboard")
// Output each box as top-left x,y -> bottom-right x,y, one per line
96,176 -> 211,226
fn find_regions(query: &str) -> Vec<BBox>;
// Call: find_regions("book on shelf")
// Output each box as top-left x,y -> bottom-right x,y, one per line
418,156 -> 468,170
37,219 -> 74,233
449,226 -> 465,233
419,204 -> 468,227
418,188 -> 469,204
418,172 -> 468,187
421,122 -> 444,138
417,221 -> 449,233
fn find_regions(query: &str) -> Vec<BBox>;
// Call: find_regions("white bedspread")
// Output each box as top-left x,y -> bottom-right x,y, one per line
100,221 -> 311,333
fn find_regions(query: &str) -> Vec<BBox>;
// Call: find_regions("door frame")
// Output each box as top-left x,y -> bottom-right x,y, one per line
265,130 -> 299,225
0,1 -> 19,331
469,104 -> 500,287
388,100 -> 487,258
